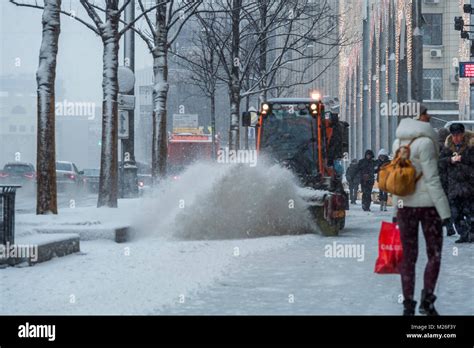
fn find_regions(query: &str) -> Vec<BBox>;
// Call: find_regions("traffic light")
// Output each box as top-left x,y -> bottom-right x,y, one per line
461,31 -> 470,39
464,4 -> 473,14
455,16 -> 464,31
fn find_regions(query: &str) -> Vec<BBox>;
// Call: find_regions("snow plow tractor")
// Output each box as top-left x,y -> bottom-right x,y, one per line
253,96 -> 349,236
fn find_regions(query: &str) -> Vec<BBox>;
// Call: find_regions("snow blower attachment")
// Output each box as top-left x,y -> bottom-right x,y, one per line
254,96 -> 349,236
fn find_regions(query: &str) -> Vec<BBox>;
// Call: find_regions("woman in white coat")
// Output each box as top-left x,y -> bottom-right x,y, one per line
392,106 -> 451,316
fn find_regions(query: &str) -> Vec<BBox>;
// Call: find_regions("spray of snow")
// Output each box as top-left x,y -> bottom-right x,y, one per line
133,160 -> 316,240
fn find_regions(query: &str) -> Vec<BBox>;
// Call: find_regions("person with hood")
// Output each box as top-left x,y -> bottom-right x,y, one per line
356,149 -> 376,211
439,123 -> 474,243
345,159 -> 360,204
375,149 -> 390,211
392,106 -> 451,316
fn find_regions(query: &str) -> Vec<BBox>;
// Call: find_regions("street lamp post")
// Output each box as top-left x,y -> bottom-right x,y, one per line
121,0 -> 138,198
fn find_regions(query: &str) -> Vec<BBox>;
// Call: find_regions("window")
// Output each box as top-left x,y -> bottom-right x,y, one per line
423,69 -> 443,100
423,14 -> 442,45
19,125 -> 26,132
56,162 -> 73,171
9,125 -> 17,132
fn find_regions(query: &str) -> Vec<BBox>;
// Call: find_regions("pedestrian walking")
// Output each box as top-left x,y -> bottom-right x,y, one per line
356,150 -> 376,211
375,149 -> 390,211
439,123 -> 474,244
392,106 -> 451,316
346,159 -> 360,204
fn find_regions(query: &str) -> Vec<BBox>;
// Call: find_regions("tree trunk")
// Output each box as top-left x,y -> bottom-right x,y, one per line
228,0 -> 242,151
152,1 -> 169,184
97,7 -> 120,208
36,0 -> 61,215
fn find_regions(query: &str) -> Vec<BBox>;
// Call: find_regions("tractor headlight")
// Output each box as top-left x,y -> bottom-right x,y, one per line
311,91 -> 321,102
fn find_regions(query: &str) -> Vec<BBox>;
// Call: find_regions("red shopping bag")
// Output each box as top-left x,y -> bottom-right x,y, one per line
374,221 -> 403,274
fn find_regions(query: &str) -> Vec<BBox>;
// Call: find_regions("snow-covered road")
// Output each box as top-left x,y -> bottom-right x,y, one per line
1,204 -> 472,315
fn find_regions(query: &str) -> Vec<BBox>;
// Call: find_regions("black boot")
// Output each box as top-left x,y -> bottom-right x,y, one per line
419,290 -> 439,316
403,299 -> 417,316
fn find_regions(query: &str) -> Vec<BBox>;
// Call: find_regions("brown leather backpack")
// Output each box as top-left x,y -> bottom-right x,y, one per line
378,138 -> 423,196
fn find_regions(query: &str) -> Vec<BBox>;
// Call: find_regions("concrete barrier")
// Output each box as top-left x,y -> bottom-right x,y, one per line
0,233 -> 80,267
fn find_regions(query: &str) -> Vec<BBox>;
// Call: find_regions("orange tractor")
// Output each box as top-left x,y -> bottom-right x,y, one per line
252,97 -> 349,235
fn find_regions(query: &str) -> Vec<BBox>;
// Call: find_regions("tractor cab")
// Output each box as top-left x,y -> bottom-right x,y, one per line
251,95 -> 349,235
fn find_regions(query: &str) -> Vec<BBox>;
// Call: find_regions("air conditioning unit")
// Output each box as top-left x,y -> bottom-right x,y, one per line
430,49 -> 442,58
424,0 -> 440,4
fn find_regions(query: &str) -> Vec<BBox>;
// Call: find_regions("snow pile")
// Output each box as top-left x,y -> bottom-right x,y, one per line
135,160 -> 315,240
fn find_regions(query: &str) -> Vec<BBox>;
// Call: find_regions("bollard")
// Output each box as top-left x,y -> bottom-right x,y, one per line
0,185 -> 21,246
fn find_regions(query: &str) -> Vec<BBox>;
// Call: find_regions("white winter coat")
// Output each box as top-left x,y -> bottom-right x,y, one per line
392,118 -> 451,220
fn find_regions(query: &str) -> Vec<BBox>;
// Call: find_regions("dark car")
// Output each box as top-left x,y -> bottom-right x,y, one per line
0,162 -> 36,188
82,168 -> 100,193
137,162 -> 152,190
56,161 -> 84,193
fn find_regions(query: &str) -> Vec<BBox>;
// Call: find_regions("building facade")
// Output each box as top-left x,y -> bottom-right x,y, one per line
339,0 -> 471,160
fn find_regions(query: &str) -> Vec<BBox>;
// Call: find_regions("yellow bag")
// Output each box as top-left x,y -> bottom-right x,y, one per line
379,138 -> 423,197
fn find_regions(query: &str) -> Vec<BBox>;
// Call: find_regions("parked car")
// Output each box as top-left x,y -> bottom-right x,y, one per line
56,161 -> 83,193
136,162 -> 152,195
82,168 -> 100,193
0,162 -> 36,188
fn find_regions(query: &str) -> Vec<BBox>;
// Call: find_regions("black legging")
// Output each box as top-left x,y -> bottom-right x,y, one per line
348,182 -> 358,202
397,207 -> 443,300
361,183 -> 373,210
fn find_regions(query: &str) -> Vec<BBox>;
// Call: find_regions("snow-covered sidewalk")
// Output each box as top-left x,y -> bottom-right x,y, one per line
2,203 -> 472,315
0,234 -> 301,314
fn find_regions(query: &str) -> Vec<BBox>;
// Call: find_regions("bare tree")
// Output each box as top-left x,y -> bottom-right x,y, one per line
186,0 -> 346,150
10,0 -> 62,215
12,0 -> 160,207
128,0 -> 203,183
172,16 -> 223,159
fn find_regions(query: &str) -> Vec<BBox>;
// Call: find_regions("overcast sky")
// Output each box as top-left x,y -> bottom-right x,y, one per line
0,1 -> 153,104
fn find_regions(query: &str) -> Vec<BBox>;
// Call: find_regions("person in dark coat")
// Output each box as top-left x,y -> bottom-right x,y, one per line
375,149 -> 390,211
439,123 -> 474,243
356,149 -> 376,211
345,159 -> 359,204
437,127 -> 457,236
